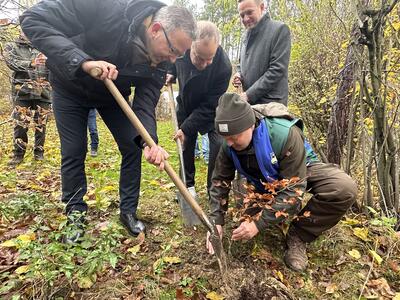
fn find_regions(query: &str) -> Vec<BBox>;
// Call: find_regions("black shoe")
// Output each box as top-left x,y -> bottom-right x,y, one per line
120,213 -> 145,236
34,152 -> 44,161
8,155 -> 24,166
62,211 -> 86,244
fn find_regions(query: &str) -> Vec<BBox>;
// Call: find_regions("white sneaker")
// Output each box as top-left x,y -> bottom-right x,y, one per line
187,186 -> 198,200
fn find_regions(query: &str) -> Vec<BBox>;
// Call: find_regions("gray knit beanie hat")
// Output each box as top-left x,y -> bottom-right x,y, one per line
215,93 -> 256,136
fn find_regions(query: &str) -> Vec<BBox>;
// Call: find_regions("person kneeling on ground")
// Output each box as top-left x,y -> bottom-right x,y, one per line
206,93 -> 357,272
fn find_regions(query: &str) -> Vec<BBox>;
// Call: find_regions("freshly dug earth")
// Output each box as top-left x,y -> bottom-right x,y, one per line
222,264 -> 294,300
176,227 -> 294,300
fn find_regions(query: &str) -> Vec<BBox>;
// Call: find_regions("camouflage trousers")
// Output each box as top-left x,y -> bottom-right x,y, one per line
12,99 -> 51,157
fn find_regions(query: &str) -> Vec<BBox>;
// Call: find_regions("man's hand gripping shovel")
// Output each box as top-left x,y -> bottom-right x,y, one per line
90,68 -> 227,276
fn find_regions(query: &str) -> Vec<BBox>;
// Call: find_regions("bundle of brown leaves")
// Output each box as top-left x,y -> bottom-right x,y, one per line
228,177 -> 310,224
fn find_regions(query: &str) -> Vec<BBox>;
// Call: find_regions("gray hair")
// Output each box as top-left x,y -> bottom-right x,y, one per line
238,0 -> 264,4
195,20 -> 220,44
153,6 -> 196,40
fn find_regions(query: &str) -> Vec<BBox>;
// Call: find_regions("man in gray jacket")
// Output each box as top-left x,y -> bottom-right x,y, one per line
233,0 -> 291,105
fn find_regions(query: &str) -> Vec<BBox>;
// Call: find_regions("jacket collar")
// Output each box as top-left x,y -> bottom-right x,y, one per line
247,13 -> 270,35
125,0 -> 166,43
130,15 -> 152,66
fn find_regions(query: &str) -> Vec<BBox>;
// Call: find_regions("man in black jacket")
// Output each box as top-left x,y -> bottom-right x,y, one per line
20,0 -> 196,242
233,0 -> 291,105
166,21 -> 232,224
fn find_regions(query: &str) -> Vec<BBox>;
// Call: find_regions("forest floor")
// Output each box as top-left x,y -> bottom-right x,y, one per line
0,98 -> 400,300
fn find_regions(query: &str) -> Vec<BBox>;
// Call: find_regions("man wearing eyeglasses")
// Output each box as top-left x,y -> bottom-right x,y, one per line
166,21 -> 232,224
20,0 -> 196,243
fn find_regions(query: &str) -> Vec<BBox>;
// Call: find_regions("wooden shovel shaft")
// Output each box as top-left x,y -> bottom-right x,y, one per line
167,84 -> 186,185
91,69 -> 214,232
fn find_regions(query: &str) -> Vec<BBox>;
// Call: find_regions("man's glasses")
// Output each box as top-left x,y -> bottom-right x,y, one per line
161,26 -> 184,59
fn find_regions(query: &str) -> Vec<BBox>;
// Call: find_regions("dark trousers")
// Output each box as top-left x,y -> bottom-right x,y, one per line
12,99 -> 51,157
291,163 -> 358,242
52,88 -> 142,215
87,108 -> 99,151
182,130 -> 222,190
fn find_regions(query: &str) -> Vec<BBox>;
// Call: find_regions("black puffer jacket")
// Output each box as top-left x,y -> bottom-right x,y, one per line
20,0 -> 168,142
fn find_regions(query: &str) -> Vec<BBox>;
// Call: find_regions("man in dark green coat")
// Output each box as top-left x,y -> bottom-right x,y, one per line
206,93 -> 357,272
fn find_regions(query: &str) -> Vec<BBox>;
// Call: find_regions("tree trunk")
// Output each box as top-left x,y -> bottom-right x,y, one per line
360,78 -> 374,210
327,25 -> 360,166
359,1 -> 400,214
344,77 -> 359,175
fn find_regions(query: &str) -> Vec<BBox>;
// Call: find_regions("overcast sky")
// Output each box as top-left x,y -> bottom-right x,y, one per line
0,2 -> 20,21
161,0 -> 204,11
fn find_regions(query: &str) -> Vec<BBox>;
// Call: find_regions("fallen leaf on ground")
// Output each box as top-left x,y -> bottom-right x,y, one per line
15,265 -> 30,274
206,291 -> 224,300
95,221 -> 110,231
368,250 -> 383,265
353,227 -> 369,241
1,239 -> 17,248
149,180 -> 160,186
348,249 -> 361,259
164,256 -> 181,264
128,245 -> 141,255
294,277 -> 305,289
273,270 -> 284,282
335,254 -> 347,265
136,232 -> 145,245
99,185 -> 117,192
176,288 -> 189,300
77,275 -> 96,289
153,258 -> 163,271
325,283 -> 337,294
341,218 -> 361,226
1,232 -> 36,248
367,278 -> 396,298
161,183 -> 175,190
1,228 -> 29,240
128,284 -> 145,300
388,260 -> 400,272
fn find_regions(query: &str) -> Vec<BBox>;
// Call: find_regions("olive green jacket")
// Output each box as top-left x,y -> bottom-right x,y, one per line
209,104 -> 311,231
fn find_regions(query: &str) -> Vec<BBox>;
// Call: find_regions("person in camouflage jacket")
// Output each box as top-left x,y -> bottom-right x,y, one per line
206,93 -> 358,272
4,31 -> 51,165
